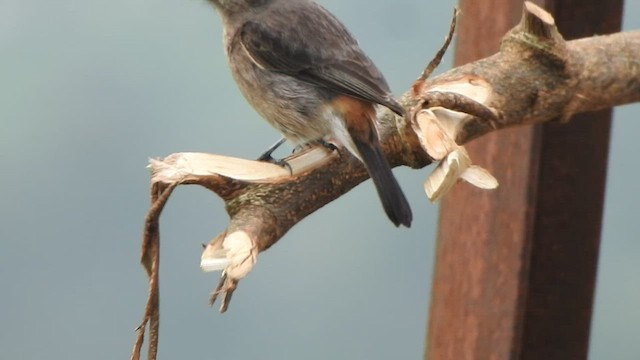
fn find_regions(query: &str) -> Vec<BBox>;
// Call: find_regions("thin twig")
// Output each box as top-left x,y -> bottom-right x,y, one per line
418,91 -> 498,123
131,182 -> 178,360
416,7 -> 459,84
209,274 -> 239,313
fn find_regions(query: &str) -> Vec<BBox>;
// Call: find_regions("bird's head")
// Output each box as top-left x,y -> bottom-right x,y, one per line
208,0 -> 273,17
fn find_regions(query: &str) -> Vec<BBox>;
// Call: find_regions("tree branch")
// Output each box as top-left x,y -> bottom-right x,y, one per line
131,2 -> 639,359
418,3 -> 639,145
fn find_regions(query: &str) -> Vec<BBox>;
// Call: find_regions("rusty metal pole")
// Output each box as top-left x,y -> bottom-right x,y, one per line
425,0 -> 623,359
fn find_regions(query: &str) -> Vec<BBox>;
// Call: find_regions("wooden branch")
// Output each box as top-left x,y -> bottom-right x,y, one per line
131,2 -> 639,359
414,3 -> 640,145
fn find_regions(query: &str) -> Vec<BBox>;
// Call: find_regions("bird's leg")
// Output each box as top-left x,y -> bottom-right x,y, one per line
257,137 -> 286,162
292,139 -> 339,154
256,137 -> 293,174
317,139 -> 339,153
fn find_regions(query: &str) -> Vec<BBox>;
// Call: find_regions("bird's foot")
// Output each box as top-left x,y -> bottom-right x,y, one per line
293,139 -> 339,155
257,137 -> 286,162
257,137 -> 292,174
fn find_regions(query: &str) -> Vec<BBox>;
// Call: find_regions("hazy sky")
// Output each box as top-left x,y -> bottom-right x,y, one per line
1,1 -> 638,359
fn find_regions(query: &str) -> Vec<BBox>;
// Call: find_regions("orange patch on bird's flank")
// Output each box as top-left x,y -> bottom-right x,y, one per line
331,96 -> 375,119
331,95 -> 376,133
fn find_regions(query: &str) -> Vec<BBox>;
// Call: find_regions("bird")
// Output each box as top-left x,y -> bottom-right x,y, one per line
208,0 -> 412,227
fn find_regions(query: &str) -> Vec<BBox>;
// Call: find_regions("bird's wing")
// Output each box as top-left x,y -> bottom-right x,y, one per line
238,7 -> 404,115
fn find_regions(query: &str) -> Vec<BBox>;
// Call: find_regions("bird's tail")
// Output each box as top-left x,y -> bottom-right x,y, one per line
351,130 -> 413,227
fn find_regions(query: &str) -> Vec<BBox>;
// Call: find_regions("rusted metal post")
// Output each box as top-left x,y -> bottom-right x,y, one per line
425,0 -> 623,359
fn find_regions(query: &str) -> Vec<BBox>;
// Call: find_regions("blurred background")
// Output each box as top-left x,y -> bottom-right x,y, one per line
0,0 -> 638,359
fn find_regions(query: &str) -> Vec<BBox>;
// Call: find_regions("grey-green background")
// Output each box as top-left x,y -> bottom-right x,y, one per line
1,0 -> 638,359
